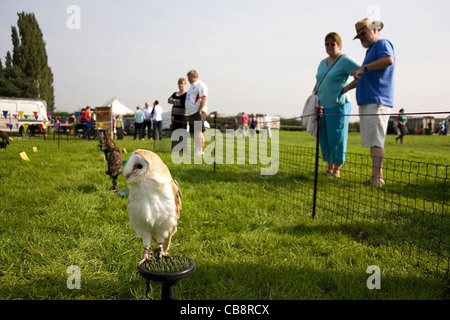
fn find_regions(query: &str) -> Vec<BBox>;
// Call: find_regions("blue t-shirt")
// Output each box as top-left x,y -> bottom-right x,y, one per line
135,110 -> 144,123
316,54 -> 360,109
356,39 -> 395,107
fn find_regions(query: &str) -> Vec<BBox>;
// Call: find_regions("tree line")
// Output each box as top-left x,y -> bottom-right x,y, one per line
0,12 -> 55,111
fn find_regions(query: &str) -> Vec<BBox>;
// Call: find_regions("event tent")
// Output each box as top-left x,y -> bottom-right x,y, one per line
104,98 -> 134,116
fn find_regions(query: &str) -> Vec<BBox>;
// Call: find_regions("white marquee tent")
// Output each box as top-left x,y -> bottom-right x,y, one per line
103,98 -> 134,116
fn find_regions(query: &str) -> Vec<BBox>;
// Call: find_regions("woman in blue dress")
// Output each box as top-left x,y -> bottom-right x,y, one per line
314,32 -> 360,177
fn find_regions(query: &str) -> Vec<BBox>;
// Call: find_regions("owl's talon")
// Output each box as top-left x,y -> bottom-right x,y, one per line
153,246 -> 171,260
138,248 -> 153,266
153,247 -> 162,260
138,257 -> 148,266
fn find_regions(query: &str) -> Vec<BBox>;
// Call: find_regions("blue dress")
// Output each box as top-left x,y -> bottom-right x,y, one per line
315,54 -> 360,164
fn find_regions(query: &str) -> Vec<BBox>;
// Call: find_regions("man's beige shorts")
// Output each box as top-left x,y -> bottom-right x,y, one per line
359,104 -> 391,148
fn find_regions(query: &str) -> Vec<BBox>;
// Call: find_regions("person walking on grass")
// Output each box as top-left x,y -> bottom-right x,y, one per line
395,108 -> 407,144
352,18 -> 396,187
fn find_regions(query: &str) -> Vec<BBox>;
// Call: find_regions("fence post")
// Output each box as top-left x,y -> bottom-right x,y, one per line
214,113 -> 217,173
312,106 -> 323,219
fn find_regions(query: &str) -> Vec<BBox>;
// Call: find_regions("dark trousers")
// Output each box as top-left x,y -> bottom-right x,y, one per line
117,128 -> 124,140
153,121 -> 162,140
143,120 -> 152,139
134,122 -> 144,139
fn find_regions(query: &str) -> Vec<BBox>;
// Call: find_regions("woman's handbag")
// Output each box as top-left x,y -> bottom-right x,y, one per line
302,93 -> 318,137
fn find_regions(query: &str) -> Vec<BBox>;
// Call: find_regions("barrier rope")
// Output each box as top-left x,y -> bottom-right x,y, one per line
168,110 -> 450,125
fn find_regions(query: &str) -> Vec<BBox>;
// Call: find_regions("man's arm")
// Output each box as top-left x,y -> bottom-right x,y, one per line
199,96 -> 207,113
353,56 -> 394,79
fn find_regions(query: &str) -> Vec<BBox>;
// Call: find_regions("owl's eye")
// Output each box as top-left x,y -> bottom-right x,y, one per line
136,164 -> 143,169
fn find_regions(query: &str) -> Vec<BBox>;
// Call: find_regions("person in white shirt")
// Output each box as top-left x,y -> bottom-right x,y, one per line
152,100 -> 163,140
185,70 -> 208,154
262,114 -> 272,139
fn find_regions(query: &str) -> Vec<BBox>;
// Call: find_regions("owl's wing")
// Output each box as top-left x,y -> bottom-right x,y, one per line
173,179 -> 182,198
107,150 -> 122,176
112,155 -> 122,175
171,179 -> 182,220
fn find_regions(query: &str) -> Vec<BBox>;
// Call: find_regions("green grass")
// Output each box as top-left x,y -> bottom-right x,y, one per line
141,256 -> 191,274
0,131 -> 448,300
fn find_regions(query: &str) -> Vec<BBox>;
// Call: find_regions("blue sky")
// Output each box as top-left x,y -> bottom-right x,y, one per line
1,0 -> 449,119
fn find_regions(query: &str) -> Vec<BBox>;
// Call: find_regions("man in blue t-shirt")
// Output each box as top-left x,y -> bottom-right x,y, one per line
352,18 -> 395,187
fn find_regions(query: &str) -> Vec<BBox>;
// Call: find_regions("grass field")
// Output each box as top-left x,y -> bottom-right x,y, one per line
0,131 -> 448,300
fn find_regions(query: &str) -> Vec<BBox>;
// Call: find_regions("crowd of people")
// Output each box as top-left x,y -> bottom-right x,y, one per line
131,100 -> 163,141
234,112 -> 272,138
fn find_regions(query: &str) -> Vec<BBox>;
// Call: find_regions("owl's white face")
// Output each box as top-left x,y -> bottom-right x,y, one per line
123,152 -> 150,185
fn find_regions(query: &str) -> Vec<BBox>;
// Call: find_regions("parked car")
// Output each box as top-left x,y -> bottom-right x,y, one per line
123,117 -> 135,135
219,118 -> 238,132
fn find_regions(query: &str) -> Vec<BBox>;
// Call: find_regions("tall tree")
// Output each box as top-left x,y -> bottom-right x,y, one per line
11,26 -> 21,68
0,52 -> 36,98
1,12 -> 55,111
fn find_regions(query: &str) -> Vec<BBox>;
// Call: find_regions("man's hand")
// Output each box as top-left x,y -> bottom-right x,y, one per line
353,56 -> 394,80
353,67 -> 365,80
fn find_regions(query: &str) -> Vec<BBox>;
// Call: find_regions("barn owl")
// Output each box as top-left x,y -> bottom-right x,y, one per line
123,149 -> 181,265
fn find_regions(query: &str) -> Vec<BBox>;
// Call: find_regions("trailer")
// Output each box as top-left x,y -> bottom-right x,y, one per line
0,97 -> 48,136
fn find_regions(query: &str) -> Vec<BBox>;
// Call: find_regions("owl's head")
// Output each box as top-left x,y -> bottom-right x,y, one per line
123,151 -> 149,184
123,149 -> 172,185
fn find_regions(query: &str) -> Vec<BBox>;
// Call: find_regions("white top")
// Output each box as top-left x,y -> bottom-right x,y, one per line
263,115 -> 271,127
186,79 -> 208,116
152,104 -> 162,121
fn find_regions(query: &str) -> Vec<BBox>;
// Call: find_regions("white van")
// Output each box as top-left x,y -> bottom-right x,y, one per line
0,97 -> 48,135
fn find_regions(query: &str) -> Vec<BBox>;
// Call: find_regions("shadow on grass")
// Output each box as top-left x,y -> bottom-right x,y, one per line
171,164 -> 312,186
276,209 -> 450,275
181,260 -> 448,300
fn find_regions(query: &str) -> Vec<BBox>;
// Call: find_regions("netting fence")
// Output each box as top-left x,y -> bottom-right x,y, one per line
265,143 -> 449,274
